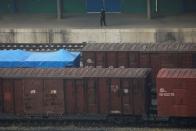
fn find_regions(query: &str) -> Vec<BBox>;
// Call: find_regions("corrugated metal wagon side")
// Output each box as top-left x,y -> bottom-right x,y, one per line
23,79 -> 43,115
0,79 -> 26,115
82,43 -> 196,77
0,69 -> 66,116
0,68 -> 152,118
43,79 -> 65,115
1,79 -> 15,114
63,68 -> 153,116
0,79 -> 2,113
157,68 -> 196,117
83,51 -> 96,67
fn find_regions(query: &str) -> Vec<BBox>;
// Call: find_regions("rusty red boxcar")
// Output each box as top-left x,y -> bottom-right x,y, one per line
82,43 -> 196,77
0,68 -> 151,117
157,68 -> 196,117
1,78 -> 65,116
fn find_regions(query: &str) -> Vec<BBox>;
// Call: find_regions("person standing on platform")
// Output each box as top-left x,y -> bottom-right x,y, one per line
100,8 -> 106,27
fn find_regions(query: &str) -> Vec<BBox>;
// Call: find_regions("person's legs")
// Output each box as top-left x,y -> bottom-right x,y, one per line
103,17 -> 106,26
100,18 -> 103,27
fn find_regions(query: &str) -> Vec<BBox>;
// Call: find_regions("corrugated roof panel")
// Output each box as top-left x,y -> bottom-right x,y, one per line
121,68 -> 129,77
114,43 -> 120,50
183,69 -> 192,78
135,44 -> 142,51
97,68 -> 106,77
190,70 -> 196,78
135,69 -> 141,77
82,43 -> 196,52
141,44 -> 148,51
91,68 -> 100,77
172,70 -> 179,78
0,68 -> 151,78
166,70 -> 172,78
99,44 -> 106,50
119,43 -> 127,50
157,68 -> 196,78
177,69 -> 184,78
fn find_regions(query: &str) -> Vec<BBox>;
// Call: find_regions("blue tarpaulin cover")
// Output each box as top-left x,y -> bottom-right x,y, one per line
0,49 -> 80,68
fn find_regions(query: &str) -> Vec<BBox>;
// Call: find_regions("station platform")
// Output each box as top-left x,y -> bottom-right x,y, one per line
0,13 -> 196,43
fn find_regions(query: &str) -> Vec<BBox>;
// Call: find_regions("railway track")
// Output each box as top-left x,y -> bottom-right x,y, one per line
0,43 -> 86,51
0,116 -> 195,128
0,127 -> 195,131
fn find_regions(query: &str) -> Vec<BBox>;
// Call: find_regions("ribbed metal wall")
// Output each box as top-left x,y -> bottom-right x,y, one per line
0,0 -> 14,13
122,0 -> 147,13
184,0 -> 196,12
156,0 -> 184,15
0,0 -> 195,14
0,0 -> 85,14
63,0 -> 85,13
17,0 -> 57,13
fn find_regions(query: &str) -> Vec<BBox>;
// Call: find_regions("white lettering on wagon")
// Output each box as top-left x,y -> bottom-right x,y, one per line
30,90 -> 36,94
87,58 -> 94,64
111,85 -> 119,93
159,88 -> 175,97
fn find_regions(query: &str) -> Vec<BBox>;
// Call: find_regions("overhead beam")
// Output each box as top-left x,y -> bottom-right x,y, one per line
147,0 -> 151,19
57,0 -> 63,19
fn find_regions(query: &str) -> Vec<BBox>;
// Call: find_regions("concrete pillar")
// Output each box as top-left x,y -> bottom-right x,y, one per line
147,0 -> 151,19
155,0 -> 159,17
57,0 -> 63,19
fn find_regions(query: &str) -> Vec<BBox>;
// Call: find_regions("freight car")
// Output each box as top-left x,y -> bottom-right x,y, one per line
0,68 -> 196,126
82,43 -> 196,77
157,68 -> 196,118
0,68 -> 152,122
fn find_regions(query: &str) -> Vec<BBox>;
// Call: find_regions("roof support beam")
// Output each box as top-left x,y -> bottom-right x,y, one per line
57,0 -> 63,19
147,0 -> 151,19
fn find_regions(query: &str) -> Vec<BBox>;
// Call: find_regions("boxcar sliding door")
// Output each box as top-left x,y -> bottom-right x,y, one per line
109,79 -> 133,114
